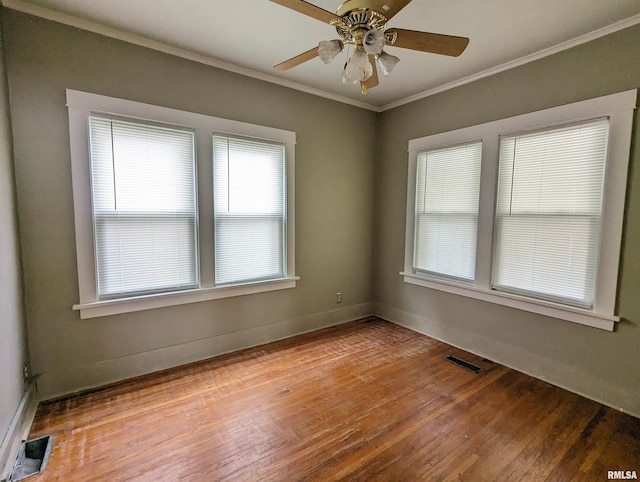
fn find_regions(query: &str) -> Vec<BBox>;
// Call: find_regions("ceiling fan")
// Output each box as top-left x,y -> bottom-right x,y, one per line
270,0 -> 470,94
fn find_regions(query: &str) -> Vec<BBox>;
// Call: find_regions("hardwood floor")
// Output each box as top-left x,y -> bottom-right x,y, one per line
27,318 -> 639,481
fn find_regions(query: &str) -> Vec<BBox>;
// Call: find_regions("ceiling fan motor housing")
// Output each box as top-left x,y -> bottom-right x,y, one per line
333,0 -> 388,48
336,0 -> 387,17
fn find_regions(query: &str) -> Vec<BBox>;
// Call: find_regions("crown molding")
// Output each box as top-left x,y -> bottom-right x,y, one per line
1,0 -> 379,112
2,0 -> 640,114
378,13 -> 640,112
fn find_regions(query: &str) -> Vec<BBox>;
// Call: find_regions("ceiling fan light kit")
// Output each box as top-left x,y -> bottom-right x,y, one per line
318,39 -> 344,64
363,28 -> 385,55
271,0 -> 469,94
376,50 -> 400,76
342,48 -> 373,83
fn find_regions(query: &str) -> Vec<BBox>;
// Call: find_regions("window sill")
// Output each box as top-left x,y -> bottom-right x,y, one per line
401,272 -> 617,331
73,277 -> 299,319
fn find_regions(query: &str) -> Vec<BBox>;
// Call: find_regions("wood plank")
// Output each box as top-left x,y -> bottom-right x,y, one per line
270,0 -> 341,24
26,318 -> 640,481
274,47 -> 318,71
369,0 -> 413,20
390,28 -> 469,57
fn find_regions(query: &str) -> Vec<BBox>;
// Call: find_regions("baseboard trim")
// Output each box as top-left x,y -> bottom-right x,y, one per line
0,381 -> 38,481
37,303 -> 374,401
374,302 -> 640,419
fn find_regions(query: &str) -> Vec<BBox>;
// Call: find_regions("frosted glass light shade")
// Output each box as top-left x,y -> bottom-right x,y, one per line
363,29 -> 385,55
377,51 -> 400,76
318,40 -> 343,64
342,51 -> 373,84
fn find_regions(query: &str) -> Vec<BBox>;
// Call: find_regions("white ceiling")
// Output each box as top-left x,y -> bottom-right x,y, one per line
6,0 -> 640,110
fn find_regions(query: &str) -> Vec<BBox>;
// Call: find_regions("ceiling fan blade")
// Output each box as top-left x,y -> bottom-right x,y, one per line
370,0 -> 412,20
361,55 -> 379,93
270,0 -> 342,24
389,28 -> 469,57
274,47 -> 319,71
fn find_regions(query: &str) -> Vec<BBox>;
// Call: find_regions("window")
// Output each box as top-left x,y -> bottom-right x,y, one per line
414,141 -> 482,282
403,90 -> 636,330
68,90 -> 297,319
213,135 -> 286,284
493,119 -> 609,308
89,116 -> 198,298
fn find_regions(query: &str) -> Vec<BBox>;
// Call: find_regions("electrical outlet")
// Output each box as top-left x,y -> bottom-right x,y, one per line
336,292 -> 342,303
23,363 -> 29,382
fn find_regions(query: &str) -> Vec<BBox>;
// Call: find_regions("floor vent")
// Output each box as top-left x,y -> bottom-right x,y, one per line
445,355 -> 483,374
9,435 -> 53,481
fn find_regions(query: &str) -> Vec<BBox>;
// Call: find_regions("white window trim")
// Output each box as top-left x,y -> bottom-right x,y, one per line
402,90 -> 637,331
67,89 -> 297,319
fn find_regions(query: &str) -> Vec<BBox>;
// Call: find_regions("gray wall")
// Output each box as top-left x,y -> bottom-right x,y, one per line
0,8 -> 29,467
3,10 -> 376,398
375,25 -> 640,416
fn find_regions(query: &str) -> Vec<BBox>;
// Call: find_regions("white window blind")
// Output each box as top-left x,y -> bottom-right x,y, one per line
414,141 -> 482,281
89,116 -> 197,298
213,135 -> 286,285
493,118 -> 609,308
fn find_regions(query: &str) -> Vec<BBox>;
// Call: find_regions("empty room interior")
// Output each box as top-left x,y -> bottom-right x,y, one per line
1,0 -> 640,480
